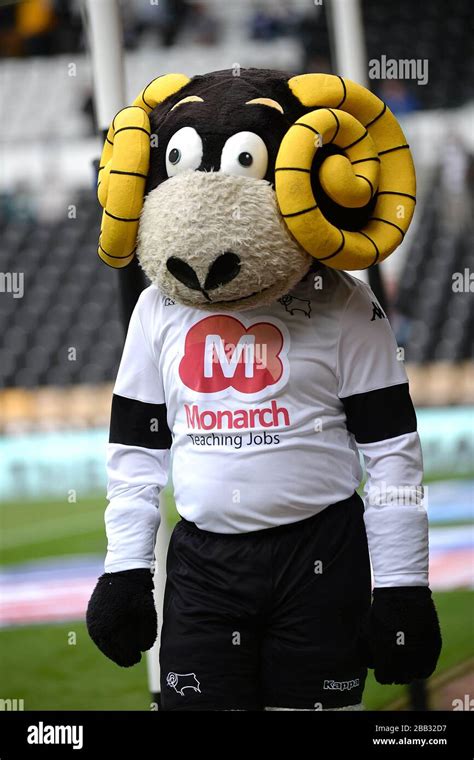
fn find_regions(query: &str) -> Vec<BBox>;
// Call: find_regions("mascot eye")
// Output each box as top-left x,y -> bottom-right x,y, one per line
169,148 -> 181,165
238,152 -> 252,167
220,132 -> 268,179
166,127 -> 203,177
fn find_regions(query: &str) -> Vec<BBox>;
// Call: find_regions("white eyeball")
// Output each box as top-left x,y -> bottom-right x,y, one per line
165,127 -> 203,177
220,131 -> 268,179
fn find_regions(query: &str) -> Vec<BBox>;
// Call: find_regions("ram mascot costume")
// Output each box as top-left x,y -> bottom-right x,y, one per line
87,69 -> 441,711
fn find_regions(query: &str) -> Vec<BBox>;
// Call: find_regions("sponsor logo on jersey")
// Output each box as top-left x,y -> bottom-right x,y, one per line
179,314 -> 290,400
184,399 -> 289,431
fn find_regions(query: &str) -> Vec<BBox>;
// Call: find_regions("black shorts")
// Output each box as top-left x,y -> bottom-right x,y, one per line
160,493 -> 371,711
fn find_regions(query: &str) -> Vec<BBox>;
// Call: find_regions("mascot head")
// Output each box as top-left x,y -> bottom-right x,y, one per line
97,68 -> 415,311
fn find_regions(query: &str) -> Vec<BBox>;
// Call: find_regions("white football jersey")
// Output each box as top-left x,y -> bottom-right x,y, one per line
104,267 -> 428,588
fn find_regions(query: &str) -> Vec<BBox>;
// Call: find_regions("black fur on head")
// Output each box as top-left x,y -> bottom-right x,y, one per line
136,67 -> 379,310
145,68 -> 305,194
99,67 -> 415,281
137,68 -> 314,311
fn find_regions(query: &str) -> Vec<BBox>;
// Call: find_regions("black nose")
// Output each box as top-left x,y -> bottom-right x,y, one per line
166,251 -> 241,293
166,257 -> 201,291
204,252 -> 241,291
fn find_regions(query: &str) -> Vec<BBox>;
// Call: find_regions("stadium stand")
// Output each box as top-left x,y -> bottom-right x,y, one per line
1,159 -> 472,382
397,177 -> 473,364
0,190 -> 123,391
299,0 -> 474,109
0,0 -> 473,427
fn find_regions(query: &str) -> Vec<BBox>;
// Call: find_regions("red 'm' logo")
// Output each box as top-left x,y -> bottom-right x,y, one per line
178,315 -> 286,394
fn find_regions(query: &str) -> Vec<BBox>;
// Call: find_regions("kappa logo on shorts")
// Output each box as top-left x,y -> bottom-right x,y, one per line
166,671 -> 201,696
323,678 -> 360,691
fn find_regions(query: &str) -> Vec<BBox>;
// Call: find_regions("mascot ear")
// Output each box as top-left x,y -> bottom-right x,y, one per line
97,74 -> 190,267
275,73 -> 416,270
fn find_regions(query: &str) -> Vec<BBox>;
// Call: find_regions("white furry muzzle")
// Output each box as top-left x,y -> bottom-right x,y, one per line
137,171 -> 311,311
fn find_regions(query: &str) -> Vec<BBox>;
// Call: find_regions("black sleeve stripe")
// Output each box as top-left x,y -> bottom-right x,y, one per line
341,382 -> 417,444
109,394 -> 172,449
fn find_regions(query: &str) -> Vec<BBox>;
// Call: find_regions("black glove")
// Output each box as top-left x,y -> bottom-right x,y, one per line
367,586 -> 442,685
86,569 -> 157,667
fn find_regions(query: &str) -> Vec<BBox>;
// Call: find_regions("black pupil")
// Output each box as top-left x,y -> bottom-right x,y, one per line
238,151 -> 253,167
169,148 -> 181,165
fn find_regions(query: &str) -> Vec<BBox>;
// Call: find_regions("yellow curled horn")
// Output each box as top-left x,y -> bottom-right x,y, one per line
275,74 -> 416,269
97,74 -> 190,267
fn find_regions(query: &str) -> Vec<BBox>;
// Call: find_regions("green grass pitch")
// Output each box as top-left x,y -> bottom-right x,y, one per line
1,493 -> 472,710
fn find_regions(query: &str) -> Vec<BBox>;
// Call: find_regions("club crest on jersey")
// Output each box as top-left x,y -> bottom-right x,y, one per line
278,294 -> 311,318
166,672 -> 201,696
178,314 -> 290,400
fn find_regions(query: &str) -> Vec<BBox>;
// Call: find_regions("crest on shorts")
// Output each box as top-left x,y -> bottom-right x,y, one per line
166,671 -> 201,696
